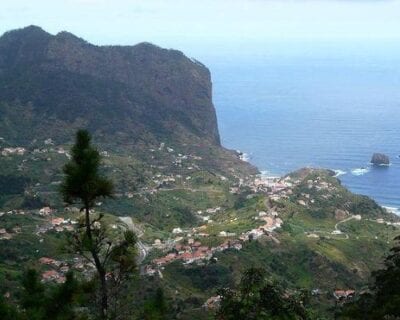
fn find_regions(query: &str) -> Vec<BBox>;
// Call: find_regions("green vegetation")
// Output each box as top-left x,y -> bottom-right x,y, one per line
60,130 -> 137,319
0,175 -> 30,195
340,235 -> 400,319
216,267 -> 310,320
0,146 -> 398,319
0,269 -> 85,320
0,26 -> 399,319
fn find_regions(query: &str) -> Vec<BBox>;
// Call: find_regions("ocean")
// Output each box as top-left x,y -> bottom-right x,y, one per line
198,41 -> 400,213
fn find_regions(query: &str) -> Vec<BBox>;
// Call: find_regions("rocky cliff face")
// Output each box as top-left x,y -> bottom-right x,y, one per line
0,26 -> 220,146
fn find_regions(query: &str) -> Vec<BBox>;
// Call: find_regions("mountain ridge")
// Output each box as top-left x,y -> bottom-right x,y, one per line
0,26 -> 220,147
0,26 -> 399,319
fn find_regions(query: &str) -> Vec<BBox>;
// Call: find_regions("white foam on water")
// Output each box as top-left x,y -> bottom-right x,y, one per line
351,167 -> 370,176
371,163 -> 391,167
239,152 -> 250,162
333,169 -> 347,177
383,206 -> 400,216
260,170 -> 280,179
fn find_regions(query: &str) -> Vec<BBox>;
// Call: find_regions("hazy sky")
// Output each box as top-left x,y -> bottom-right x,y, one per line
1,0 -> 400,54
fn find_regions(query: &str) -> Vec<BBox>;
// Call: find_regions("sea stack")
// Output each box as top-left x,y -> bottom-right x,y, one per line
371,153 -> 390,166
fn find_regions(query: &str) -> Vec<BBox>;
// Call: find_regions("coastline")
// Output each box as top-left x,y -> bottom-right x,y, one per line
237,149 -> 400,217
382,206 -> 400,216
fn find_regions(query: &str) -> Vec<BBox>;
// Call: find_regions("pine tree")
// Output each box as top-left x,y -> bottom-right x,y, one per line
61,130 -> 136,319
61,130 -> 113,319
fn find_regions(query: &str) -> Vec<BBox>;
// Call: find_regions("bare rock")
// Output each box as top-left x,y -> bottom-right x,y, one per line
371,153 -> 390,166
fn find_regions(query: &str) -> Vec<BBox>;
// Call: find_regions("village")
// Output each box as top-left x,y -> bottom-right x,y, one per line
1,139 -> 399,311
144,172 -> 294,274
146,208 -> 283,275
146,210 -> 283,275
0,206 -> 79,239
0,204 -> 88,281
38,255 -> 96,284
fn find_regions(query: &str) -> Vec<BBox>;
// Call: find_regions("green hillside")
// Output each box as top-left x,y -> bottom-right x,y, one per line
0,26 -> 399,319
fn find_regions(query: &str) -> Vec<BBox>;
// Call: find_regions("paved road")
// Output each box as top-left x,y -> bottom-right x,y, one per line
335,215 -> 360,232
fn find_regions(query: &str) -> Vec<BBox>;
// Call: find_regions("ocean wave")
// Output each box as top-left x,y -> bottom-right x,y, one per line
370,162 -> 391,167
239,152 -> 250,162
351,167 -> 370,176
260,170 -> 280,179
383,206 -> 400,216
333,169 -> 347,177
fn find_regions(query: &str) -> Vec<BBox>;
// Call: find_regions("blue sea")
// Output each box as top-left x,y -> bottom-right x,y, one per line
198,41 -> 400,213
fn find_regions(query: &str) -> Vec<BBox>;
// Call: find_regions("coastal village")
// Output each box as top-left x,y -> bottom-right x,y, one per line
1,139 -> 400,307
142,169 -> 351,274
1,18 -> 399,318
147,206 -> 283,273
1,141 -> 292,285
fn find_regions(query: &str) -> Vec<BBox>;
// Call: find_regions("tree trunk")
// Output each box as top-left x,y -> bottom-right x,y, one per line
99,269 -> 108,319
85,206 -> 108,319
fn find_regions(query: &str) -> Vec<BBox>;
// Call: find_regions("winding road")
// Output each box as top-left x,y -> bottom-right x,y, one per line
334,215 -> 361,233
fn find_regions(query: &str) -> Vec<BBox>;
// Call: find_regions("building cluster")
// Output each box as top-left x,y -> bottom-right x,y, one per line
0,207 -> 78,239
250,175 -> 290,192
0,139 -> 72,162
150,238 -> 243,271
374,218 -> 400,227
149,215 -> 283,270
203,295 -> 221,310
36,216 -> 77,234
1,147 -> 26,156
333,289 -> 355,301
239,214 -> 283,241
39,257 -> 69,283
152,175 -> 176,189
297,177 -> 341,206
38,206 -> 54,216
153,142 -> 203,169
0,225 -> 21,240
247,172 -> 344,209
245,175 -> 297,202
147,204 -> 284,274
39,256 -> 95,283
194,207 -> 223,224
0,209 -> 26,217
173,153 -> 202,168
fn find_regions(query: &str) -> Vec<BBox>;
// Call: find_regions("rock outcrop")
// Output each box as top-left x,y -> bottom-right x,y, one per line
0,26 -> 220,146
371,153 -> 390,166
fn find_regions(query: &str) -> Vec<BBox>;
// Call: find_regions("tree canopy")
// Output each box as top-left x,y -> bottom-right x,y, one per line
216,267 -> 310,320
340,235 -> 400,319
61,129 -> 113,208
60,130 -> 137,319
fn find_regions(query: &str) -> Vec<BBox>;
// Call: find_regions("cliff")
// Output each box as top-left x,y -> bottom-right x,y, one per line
0,26 -> 220,146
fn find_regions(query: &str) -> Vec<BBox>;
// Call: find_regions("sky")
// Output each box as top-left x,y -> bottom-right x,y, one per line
1,0 -> 400,55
